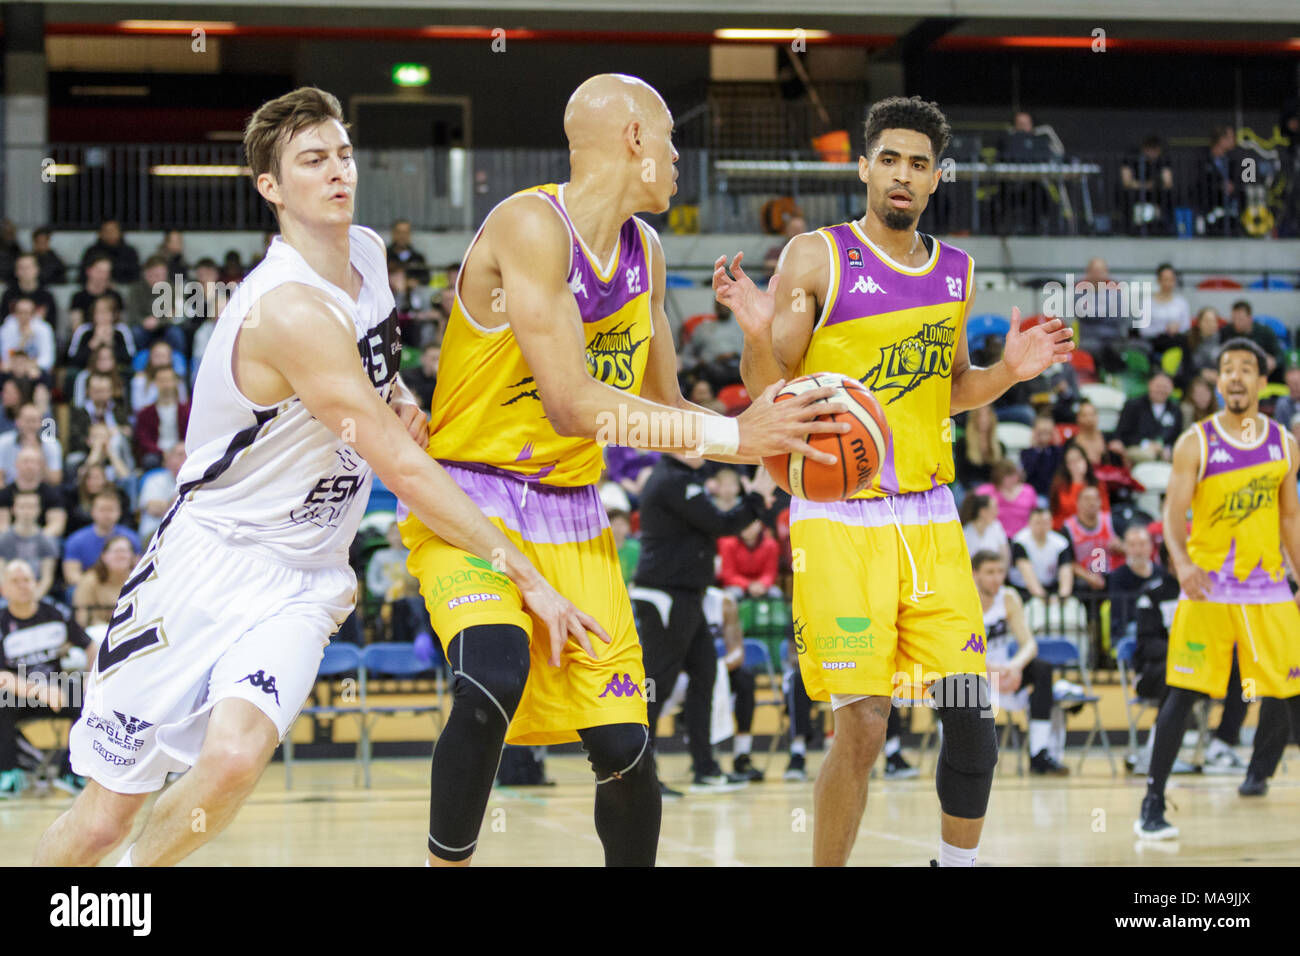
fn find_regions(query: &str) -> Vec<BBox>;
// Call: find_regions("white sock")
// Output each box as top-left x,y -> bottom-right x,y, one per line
938,838 -> 978,867
1029,719 -> 1052,756
734,734 -> 753,757
884,736 -> 901,757
791,736 -> 807,757
116,844 -> 136,867
1206,737 -> 1231,758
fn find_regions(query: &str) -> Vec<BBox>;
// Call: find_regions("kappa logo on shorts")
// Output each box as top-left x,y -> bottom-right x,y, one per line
598,673 -> 642,699
1287,666 -> 1300,681
962,633 -> 985,653
92,740 -> 136,767
237,670 -> 281,706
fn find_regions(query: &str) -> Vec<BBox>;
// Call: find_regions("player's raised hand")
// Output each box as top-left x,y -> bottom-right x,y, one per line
735,380 -> 849,467
1175,559 -> 1213,601
713,252 -> 779,339
1002,307 -> 1075,382
518,576 -> 613,666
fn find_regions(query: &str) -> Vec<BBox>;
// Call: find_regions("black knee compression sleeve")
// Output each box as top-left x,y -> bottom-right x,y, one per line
579,723 -> 661,866
427,625 -> 530,862
933,674 -> 998,819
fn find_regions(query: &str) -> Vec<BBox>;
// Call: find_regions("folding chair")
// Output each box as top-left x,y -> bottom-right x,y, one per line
359,641 -> 446,788
743,637 -> 788,770
1114,636 -> 1162,763
283,642 -> 365,790
1034,638 -> 1116,774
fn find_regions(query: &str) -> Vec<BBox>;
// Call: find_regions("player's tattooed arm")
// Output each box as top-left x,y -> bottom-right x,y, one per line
950,307 -> 1074,415
1163,429 -> 1212,600
714,233 -> 820,398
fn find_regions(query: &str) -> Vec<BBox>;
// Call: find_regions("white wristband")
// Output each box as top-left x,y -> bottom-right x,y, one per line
695,413 -> 740,457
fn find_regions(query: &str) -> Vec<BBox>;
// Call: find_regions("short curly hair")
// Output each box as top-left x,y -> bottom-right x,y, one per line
862,95 -> 952,161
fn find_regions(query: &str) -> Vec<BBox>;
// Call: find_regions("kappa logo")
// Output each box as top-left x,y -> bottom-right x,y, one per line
237,670 -> 281,706
112,712 -> 154,737
1209,447 -> 1234,465
1287,666 -> 1300,681
846,247 -> 864,268
850,275 -> 887,294
597,673 -> 642,698
962,633 -> 985,653
569,274 -> 589,299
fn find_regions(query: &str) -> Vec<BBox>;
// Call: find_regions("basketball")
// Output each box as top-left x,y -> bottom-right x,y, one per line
763,372 -> 891,502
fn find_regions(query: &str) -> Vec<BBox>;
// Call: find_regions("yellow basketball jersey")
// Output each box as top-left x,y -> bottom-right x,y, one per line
796,221 -> 974,498
1187,414 -> 1293,602
427,184 -> 656,487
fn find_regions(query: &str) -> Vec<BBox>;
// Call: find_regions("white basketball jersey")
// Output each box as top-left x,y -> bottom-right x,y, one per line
982,586 -> 1012,665
172,225 -> 400,568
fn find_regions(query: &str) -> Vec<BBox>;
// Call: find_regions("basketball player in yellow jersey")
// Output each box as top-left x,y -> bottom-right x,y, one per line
714,95 -> 1074,867
1135,338 -> 1300,841
402,74 -> 845,867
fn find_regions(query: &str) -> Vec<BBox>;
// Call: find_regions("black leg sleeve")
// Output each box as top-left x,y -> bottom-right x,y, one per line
634,594 -> 695,750
1247,697 -> 1296,780
788,668 -> 813,739
1146,687 -> 1203,799
681,608 -> 718,773
730,667 -> 755,734
1023,658 -> 1055,720
1215,652 -> 1247,745
579,723 -> 660,867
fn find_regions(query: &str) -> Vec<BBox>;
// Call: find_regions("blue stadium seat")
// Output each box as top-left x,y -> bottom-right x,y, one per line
358,641 -> 446,788
1255,315 -> 1290,349
283,642 -> 365,790
965,314 -> 1010,350
1248,277 -> 1295,290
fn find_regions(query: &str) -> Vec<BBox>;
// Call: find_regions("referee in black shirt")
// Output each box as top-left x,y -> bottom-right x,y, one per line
630,452 -> 776,796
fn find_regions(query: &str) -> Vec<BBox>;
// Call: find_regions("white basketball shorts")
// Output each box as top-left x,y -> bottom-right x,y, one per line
69,507 -> 356,793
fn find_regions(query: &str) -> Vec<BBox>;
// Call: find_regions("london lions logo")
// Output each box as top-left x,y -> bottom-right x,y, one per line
862,318 -> 956,405
585,322 -> 648,390
1210,474 -> 1280,526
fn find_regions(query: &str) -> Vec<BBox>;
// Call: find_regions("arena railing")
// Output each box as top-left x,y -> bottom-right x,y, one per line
39,143 -> 1297,241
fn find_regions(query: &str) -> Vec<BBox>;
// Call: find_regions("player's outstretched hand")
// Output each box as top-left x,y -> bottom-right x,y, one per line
1002,306 -> 1075,382
1176,561 -> 1213,601
518,577 -> 613,667
713,252 -> 779,339
735,380 -> 849,467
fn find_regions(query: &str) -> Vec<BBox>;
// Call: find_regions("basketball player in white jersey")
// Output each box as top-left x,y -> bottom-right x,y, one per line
34,88 -> 605,867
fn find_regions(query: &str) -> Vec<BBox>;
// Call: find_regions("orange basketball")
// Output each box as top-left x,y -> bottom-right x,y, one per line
763,372 -> 891,502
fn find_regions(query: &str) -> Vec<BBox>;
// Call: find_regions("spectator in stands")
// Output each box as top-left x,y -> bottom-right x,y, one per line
221,249 -> 246,284
1020,412 -> 1064,498
1180,307 -> 1224,388
65,464 -> 116,536
365,521 -> 425,643
403,340 -> 439,412
134,366 -> 189,471
130,341 -> 188,410
128,255 -> 187,358
955,405 -> 1005,488
995,111 -> 1057,235
187,258 -> 225,375
1273,365 -> 1300,426
30,227 -> 67,287
0,295 -> 56,374
62,489 -> 140,588
1061,485 -> 1122,611
718,518 -> 781,600
0,446 -> 66,539
67,257 -> 124,331
960,492 -> 1010,564
0,220 -> 18,283
1107,523 -> 1169,653
687,378 -> 726,414
1,253 -> 59,331
387,218 -> 429,284
1074,257 -> 1128,373
388,261 -> 440,347
608,509 -> 639,584
1115,370 -> 1182,464
137,443 -> 185,544
973,549 -> 1068,774
763,209 -> 807,276
707,466 -> 742,513
79,219 -> 140,284
68,294 -> 134,371
683,299 -> 745,390
1050,442 -> 1109,529
1121,135 -> 1175,235
974,459 -> 1036,539
1009,506 -> 1074,600
69,344 -> 126,411
0,404 -> 62,486
0,490 -> 58,599
154,229 -> 188,279
0,379 -> 22,433
1219,300 -> 1283,379
72,422 -> 134,499
1201,126 -> 1240,235
1070,399 -> 1125,470
72,534 -> 137,628
604,444 -> 660,507
1181,374 -> 1220,426
68,371 -> 131,457
1137,264 -> 1190,351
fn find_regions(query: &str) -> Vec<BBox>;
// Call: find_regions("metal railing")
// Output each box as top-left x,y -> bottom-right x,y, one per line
36,142 -> 1298,239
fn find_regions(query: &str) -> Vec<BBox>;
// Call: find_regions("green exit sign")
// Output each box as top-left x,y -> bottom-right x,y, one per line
392,63 -> 430,87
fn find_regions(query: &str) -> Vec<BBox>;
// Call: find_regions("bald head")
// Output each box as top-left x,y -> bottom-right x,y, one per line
562,74 -> 678,214
564,74 -> 669,149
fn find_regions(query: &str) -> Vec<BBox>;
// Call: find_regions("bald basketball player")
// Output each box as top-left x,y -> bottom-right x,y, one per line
402,74 -> 846,866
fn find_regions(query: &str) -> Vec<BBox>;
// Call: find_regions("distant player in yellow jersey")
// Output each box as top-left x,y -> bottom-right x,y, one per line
1135,338 -> 1300,841
714,96 -> 1074,866
402,74 -> 844,866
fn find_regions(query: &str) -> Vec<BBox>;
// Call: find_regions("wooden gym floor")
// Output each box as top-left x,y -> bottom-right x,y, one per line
3,746 -> 1296,866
